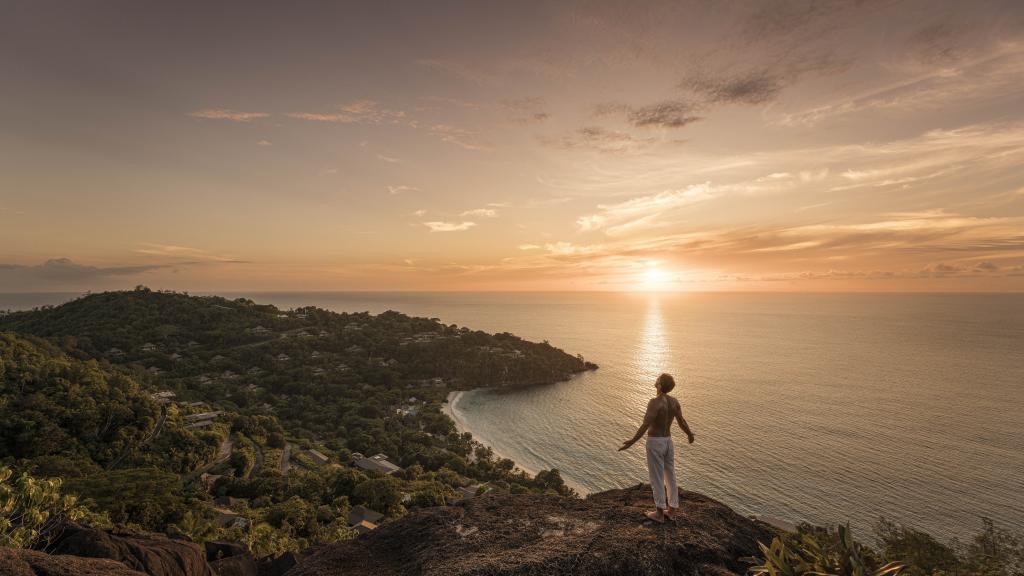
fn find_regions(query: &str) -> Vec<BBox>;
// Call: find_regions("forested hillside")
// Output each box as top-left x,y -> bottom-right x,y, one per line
0,288 -> 594,554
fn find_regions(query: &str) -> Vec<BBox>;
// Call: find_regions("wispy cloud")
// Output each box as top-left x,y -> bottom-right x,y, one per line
133,244 -> 247,263
774,41 -> 1024,127
576,182 -> 716,235
0,258 -> 171,280
423,221 -> 477,232
460,207 -> 499,218
628,100 -> 702,129
286,99 -> 407,124
541,126 -> 657,154
187,108 -> 270,122
682,70 -> 784,105
594,100 -> 701,129
0,257 -> 250,290
388,185 -> 419,195
286,100 -> 488,151
427,124 -> 489,150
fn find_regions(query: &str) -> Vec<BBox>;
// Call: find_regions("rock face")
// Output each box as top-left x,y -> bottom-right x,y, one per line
0,546 -> 147,576
206,540 -> 259,576
286,485 -> 776,576
47,523 -> 216,576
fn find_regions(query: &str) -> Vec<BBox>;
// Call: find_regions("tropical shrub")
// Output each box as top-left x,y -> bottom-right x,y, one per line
0,466 -> 92,549
749,524 -> 905,576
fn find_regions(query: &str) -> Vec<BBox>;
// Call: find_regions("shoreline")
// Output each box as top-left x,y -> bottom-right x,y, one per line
441,391 -> 470,437
443,390 -> 796,527
442,389 -> 589,496
442,390 -> 544,480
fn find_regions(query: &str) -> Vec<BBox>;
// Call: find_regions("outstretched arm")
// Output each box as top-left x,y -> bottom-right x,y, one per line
675,402 -> 695,444
619,400 -> 653,451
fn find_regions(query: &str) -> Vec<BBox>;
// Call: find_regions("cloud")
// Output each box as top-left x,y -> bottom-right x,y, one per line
762,259 -> 1017,282
286,99 -> 407,124
627,100 -> 702,128
774,41 -> 1024,127
0,258 -> 188,288
498,205 -> 1024,289
287,99 -> 487,151
132,244 -> 246,263
682,70 -> 784,105
0,257 -> 250,290
7,258 -> 173,280
412,209 -> 428,217
593,100 -> 701,129
460,208 -> 498,218
388,185 -> 419,195
377,154 -> 401,163
542,126 -> 656,153
427,124 -> 489,150
187,108 -> 269,122
576,182 -> 716,235
423,221 -> 477,232
257,139 -> 272,146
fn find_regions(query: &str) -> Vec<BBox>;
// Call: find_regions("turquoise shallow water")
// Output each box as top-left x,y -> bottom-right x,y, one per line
4,291 -> 1022,540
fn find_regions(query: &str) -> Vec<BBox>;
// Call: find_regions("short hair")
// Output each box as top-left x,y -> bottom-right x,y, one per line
656,373 -> 675,393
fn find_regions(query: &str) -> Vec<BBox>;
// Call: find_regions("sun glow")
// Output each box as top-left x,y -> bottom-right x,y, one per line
637,263 -> 671,292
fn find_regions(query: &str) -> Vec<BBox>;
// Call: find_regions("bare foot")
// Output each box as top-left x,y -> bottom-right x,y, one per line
645,510 -> 666,523
664,508 -> 676,521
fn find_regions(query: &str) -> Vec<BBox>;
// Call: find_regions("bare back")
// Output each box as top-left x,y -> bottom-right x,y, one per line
645,394 -> 678,438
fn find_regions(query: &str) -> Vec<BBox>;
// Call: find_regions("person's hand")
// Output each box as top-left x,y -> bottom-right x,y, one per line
618,440 -> 634,451
687,432 -> 695,444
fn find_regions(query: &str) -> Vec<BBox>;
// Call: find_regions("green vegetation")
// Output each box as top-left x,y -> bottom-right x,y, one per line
0,466 -> 103,549
750,519 -> 1024,576
750,524 -> 905,576
0,289 -> 588,554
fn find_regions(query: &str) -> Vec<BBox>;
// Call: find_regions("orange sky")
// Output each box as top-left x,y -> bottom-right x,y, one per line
2,1 -> 1023,292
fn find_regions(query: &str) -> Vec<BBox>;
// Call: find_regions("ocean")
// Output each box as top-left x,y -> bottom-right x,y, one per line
3,291 -> 1022,541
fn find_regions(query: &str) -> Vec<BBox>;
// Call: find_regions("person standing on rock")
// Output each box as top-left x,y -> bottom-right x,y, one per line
619,373 -> 695,523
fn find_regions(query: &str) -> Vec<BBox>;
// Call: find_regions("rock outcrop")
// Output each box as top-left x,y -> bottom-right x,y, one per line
47,523 -> 216,576
286,485 -> 775,576
0,546 -> 148,576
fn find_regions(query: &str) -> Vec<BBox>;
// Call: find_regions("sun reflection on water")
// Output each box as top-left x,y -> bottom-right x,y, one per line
634,295 -> 669,398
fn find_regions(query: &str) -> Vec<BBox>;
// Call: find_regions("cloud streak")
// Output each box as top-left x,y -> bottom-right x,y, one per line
576,182 -> 717,236
187,108 -> 269,122
423,221 -> 477,232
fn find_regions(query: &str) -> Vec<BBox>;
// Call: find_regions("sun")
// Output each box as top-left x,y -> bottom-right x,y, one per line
637,263 -> 670,291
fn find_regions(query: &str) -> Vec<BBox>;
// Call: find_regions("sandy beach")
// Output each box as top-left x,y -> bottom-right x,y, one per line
441,390 -> 470,435
442,390 -> 589,495
442,390 -> 541,478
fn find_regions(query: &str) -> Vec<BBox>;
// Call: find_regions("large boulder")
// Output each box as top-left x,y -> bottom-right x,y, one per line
286,485 -> 776,576
0,546 -> 147,576
258,551 -> 301,576
201,540 -> 258,576
205,540 -> 250,562
210,554 -> 259,576
47,523 -> 216,576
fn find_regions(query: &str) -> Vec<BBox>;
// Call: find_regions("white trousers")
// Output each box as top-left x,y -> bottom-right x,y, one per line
645,436 -> 679,510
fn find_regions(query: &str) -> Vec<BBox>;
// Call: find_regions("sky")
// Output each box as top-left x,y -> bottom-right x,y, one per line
2,0 -> 1023,292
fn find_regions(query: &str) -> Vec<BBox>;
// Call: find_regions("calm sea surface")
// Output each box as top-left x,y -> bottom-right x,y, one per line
3,291 -> 1022,540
